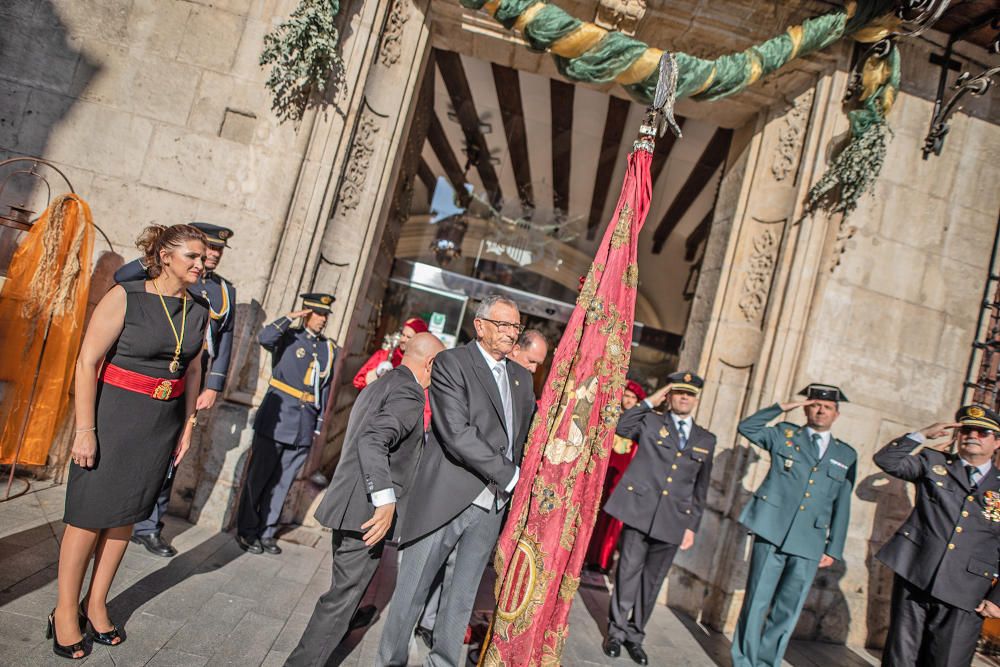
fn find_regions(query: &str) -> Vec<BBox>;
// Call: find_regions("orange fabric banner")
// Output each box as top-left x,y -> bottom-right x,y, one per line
0,194 -> 94,466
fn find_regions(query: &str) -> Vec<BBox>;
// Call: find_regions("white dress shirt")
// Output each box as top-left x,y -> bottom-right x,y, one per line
472,342 -> 520,510
806,427 -> 832,459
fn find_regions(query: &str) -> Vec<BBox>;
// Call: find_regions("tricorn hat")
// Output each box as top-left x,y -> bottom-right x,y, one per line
798,383 -> 848,403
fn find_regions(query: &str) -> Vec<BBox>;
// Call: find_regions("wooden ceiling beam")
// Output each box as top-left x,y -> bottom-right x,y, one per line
550,78 -> 575,215
586,96 -> 631,240
491,63 -> 533,209
435,49 -> 503,206
652,127 -> 733,254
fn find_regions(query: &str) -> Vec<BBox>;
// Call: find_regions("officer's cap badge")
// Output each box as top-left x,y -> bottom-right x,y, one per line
969,406 -> 986,418
321,295 -> 332,305
931,464 -> 947,476
684,373 -> 692,382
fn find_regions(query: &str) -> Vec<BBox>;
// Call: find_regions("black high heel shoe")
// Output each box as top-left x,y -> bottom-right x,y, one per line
79,602 -> 125,646
46,609 -> 87,660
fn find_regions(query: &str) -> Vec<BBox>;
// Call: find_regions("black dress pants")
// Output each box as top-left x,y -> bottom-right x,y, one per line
882,574 -> 983,667
286,530 -> 384,666
608,525 -> 679,645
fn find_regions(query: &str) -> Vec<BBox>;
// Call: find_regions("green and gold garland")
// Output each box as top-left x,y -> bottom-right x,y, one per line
262,0 -> 903,215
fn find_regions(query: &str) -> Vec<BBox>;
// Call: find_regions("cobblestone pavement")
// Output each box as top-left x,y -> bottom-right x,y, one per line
1,482 -> 992,666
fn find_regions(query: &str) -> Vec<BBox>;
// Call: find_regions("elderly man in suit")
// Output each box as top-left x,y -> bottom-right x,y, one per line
602,371 -> 717,665
376,295 -> 536,667
286,333 -> 444,666
875,404 -> 1000,667
731,384 -> 857,667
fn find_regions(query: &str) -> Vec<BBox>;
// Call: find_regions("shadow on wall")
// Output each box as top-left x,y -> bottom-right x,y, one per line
855,471 -> 912,650
0,1 -> 98,172
183,299 -> 267,530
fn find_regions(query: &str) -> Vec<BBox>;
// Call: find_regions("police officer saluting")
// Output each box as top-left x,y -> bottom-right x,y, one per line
875,405 -> 1000,666
731,384 -> 857,667
236,293 -> 337,555
603,371 -> 717,665
115,222 -> 237,558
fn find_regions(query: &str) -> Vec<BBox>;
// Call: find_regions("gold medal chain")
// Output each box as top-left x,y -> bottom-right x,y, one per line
152,279 -> 187,373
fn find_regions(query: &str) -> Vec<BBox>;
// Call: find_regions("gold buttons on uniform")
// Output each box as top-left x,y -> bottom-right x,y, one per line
799,505 -> 805,511
804,492 -> 811,498
662,490 -> 669,496
948,543 -> 955,550
808,480 -> 815,485
962,511 -> 969,517
968,496 -> 975,502
667,477 -> 673,483
812,467 -> 818,472
656,440 -> 663,445
671,464 -> 678,470
955,527 -> 963,533
627,485 -> 634,491
676,452 -> 683,458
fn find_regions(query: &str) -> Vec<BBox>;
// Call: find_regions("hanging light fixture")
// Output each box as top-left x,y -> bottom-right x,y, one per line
430,213 -> 468,266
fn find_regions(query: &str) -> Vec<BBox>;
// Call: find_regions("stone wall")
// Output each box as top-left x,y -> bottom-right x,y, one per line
671,32 -> 1000,649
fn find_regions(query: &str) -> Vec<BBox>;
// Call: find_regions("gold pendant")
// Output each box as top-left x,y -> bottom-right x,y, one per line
169,358 -> 180,374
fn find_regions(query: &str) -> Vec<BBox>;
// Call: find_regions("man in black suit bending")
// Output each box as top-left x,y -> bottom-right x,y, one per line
286,333 -> 444,666
376,295 -> 536,667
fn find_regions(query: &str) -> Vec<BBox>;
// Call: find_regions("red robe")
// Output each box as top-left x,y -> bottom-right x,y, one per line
586,434 -> 639,570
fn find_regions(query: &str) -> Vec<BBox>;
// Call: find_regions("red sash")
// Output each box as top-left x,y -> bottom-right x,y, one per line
99,363 -> 185,400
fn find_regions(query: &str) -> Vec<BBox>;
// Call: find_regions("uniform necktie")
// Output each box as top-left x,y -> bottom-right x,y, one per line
811,433 -> 822,458
493,364 -> 514,458
677,420 -> 688,450
966,464 -> 980,488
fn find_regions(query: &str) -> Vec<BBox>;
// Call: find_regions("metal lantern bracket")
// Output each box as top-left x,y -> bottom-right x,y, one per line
922,13 -> 1000,159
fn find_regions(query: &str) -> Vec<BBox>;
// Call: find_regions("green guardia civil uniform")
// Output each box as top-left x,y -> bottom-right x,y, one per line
731,387 -> 857,667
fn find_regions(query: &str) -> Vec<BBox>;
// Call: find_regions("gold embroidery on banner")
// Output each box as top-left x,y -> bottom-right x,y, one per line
746,52 -> 763,85
541,625 -> 570,667
623,262 -> 639,289
610,204 -> 632,249
558,573 -> 580,602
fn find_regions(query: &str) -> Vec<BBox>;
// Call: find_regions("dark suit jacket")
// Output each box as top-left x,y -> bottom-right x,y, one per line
313,366 -> 425,536
399,340 -> 535,544
604,405 -> 717,545
875,434 -> 1000,612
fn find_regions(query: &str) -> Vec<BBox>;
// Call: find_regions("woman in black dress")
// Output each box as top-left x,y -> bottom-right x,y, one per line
49,224 -> 209,658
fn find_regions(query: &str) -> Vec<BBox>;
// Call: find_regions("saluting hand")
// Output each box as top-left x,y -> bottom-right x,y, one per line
919,422 -> 962,440
977,600 -> 1000,619
646,384 -> 672,408
362,503 -> 396,546
779,399 -> 818,412
288,309 -> 313,320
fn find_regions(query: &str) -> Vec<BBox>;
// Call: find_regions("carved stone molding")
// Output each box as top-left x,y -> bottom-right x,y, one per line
770,89 -> 814,182
737,225 -> 781,322
379,0 -> 411,67
594,0 -> 646,36
337,106 -> 382,214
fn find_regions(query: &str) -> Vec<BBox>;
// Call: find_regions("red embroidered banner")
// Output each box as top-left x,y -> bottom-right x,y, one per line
480,138 -> 655,665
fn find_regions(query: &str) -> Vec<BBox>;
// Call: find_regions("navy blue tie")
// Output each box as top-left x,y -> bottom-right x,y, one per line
677,421 -> 688,450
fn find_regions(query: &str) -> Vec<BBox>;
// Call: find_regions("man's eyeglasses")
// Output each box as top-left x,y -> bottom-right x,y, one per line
479,318 -> 525,334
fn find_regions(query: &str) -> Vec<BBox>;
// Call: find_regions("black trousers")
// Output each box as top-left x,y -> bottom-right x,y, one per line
286,530 -> 384,666
882,574 -> 983,667
608,525 -> 679,644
